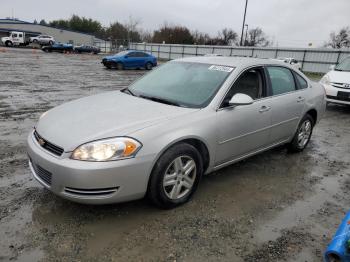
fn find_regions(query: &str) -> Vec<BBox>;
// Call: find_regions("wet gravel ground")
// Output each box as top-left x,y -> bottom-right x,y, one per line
0,47 -> 349,262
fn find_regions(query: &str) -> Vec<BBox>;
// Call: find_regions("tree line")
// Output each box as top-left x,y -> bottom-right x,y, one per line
34,15 -> 349,48
33,15 -> 271,47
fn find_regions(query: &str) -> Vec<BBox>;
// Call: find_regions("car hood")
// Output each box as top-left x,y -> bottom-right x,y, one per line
36,91 -> 198,152
327,70 -> 350,83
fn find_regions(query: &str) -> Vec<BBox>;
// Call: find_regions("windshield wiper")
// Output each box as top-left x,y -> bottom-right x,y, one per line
122,88 -> 135,96
139,95 -> 181,107
334,68 -> 343,71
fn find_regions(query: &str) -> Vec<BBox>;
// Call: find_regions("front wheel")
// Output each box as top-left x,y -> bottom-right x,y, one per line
116,62 -> 124,70
288,114 -> 314,152
5,41 -> 13,47
147,143 -> 203,209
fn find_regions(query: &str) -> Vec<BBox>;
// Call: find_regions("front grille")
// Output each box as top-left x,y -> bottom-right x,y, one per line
331,82 -> 350,89
31,160 -> 52,186
327,94 -> 350,102
33,130 -> 64,156
64,186 -> 119,197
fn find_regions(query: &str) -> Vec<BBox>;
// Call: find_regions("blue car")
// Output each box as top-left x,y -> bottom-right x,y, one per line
102,50 -> 157,70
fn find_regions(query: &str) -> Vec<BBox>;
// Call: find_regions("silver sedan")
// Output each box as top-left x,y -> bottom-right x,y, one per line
27,57 -> 326,208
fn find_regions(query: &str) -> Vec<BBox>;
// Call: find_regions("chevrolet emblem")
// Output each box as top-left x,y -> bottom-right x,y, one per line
38,138 -> 45,146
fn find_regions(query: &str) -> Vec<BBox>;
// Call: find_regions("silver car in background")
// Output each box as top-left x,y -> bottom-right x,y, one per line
29,35 -> 55,45
27,57 -> 326,208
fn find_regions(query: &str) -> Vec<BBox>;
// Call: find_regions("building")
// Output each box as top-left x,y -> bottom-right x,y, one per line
0,18 -> 101,45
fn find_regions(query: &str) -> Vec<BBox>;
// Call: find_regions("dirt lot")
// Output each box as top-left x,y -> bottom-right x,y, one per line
0,47 -> 349,262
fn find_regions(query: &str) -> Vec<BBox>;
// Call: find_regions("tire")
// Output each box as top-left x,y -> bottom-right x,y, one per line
287,114 -> 314,152
145,62 -> 153,70
147,143 -> 203,209
5,41 -> 12,47
116,62 -> 124,70
49,41 -> 54,45
33,39 -> 38,43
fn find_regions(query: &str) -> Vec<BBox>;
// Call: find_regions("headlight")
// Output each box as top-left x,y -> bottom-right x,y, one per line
320,75 -> 330,85
71,137 -> 142,161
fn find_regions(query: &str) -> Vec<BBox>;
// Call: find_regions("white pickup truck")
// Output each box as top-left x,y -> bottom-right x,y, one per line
1,31 -> 30,47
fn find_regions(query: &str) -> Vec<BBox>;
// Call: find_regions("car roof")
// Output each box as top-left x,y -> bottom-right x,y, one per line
175,56 -> 289,68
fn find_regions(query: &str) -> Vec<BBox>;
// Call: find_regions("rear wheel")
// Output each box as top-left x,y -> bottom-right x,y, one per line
147,143 -> 203,209
288,114 -> 314,152
5,41 -> 12,47
145,62 -> 153,70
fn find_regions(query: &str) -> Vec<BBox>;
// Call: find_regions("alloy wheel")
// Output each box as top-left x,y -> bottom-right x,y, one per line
297,119 -> 312,148
163,156 -> 197,200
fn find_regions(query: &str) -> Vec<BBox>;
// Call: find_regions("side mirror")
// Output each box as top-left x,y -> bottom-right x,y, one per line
329,65 -> 335,70
228,93 -> 254,106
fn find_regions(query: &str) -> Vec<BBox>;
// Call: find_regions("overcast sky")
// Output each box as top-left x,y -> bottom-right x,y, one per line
1,0 -> 349,47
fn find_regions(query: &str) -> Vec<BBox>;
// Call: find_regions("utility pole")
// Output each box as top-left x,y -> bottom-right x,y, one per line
244,24 -> 248,46
240,0 -> 248,46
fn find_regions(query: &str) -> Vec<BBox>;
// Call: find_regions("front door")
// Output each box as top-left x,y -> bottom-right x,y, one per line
215,67 -> 272,166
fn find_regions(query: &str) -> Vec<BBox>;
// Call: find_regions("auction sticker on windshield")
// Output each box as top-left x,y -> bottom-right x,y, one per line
208,65 -> 234,73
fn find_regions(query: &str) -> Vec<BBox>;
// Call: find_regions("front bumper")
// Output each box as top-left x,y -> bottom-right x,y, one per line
324,84 -> 350,105
27,132 -> 155,204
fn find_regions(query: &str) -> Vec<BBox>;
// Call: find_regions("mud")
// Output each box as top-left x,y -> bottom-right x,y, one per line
0,47 -> 349,262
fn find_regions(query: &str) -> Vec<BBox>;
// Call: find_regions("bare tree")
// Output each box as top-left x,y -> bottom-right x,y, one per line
152,23 -> 194,44
325,27 -> 350,49
192,30 -> 211,45
217,28 -> 238,45
245,27 -> 271,47
139,29 -> 153,43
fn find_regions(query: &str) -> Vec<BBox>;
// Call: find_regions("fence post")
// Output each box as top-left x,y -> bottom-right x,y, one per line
195,45 -> 198,56
301,50 -> 307,71
336,51 -> 341,64
212,46 -> 215,54
274,48 -> 278,58
251,48 -> 255,57
182,45 -> 185,58
229,47 -> 233,56
169,45 -> 172,60
158,44 -> 160,59
144,43 -> 146,52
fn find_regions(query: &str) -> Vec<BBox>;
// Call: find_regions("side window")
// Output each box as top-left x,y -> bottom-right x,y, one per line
19,34 -> 23,37
295,74 -> 308,89
267,67 -> 296,95
12,33 -> 18,37
128,52 -> 137,57
139,52 -> 148,57
222,68 -> 264,107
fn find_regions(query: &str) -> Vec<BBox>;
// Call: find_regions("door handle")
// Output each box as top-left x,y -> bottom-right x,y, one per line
259,105 -> 271,113
297,96 -> 305,102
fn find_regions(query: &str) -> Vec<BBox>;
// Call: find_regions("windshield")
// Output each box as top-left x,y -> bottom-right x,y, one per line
335,57 -> 350,71
128,62 -> 234,108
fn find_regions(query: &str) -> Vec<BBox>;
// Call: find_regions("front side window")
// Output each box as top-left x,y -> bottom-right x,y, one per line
19,34 -> 23,37
12,33 -> 18,37
222,68 -> 264,107
267,67 -> 296,95
129,62 -> 234,108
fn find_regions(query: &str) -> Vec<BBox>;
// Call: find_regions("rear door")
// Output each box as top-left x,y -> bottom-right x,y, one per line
215,67 -> 272,165
265,66 -> 307,144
